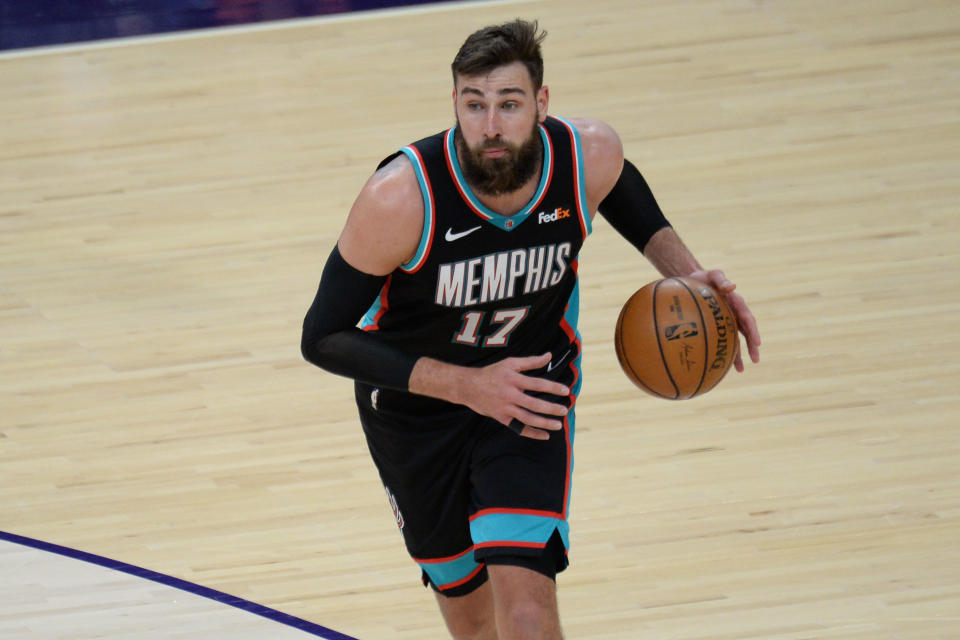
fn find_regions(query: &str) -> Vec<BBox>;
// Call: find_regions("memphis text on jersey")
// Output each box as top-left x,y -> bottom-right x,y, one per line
435,241 -> 573,308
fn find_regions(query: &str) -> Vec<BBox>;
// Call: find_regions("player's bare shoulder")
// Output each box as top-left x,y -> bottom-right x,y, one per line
366,153 -> 422,204
338,154 -> 425,276
566,117 -> 624,214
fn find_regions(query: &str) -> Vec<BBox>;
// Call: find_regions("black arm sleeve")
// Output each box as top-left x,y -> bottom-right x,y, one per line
597,159 -> 672,253
300,246 -> 419,390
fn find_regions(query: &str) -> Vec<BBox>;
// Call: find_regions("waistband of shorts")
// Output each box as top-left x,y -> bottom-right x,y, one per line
355,381 -> 468,416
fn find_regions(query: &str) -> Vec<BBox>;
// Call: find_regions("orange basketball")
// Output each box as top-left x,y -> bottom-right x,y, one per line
615,277 -> 739,400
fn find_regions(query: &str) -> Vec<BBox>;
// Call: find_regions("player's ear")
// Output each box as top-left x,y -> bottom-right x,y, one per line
537,85 -> 549,122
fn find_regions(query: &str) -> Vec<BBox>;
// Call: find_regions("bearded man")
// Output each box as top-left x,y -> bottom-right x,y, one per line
302,19 -> 760,640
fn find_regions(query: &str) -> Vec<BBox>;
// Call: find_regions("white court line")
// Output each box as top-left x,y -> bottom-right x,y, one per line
0,532 -> 355,640
0,0 -> 526,60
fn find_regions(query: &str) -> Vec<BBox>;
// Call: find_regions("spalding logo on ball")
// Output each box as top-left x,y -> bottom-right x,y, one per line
615,277 -> 739,399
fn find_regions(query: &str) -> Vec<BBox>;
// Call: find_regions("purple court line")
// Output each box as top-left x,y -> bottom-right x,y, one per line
0,530 -> 358,640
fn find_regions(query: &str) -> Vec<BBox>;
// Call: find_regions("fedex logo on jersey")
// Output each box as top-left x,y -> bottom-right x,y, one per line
435,242 -> 573,308
538,207 -> 571,224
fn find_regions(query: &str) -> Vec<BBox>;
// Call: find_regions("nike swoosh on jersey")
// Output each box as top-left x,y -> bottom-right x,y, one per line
445,226 -> 482,242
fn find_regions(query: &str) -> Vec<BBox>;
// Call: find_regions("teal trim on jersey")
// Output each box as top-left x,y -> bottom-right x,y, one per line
564,279 -> 582,516
565,389 -> 578,517
565,280 -> 581,346
399,146 -> 434,272
359,284 -> 385,329
418,551 -> 481,589
470,512 -> 570,550
552,116 -> 592,237
446,125 -> 552,232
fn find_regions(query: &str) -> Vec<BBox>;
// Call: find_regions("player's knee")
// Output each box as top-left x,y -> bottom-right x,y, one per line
447,616 -> 497,640
487,563 -> 562,638
441,599 -> 497,640
498,598 -> 558,639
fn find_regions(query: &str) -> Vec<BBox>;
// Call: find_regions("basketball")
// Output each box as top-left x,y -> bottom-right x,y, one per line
615,277 -> 739,400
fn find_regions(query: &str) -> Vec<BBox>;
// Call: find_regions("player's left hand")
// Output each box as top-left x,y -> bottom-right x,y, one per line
688,269 -> 761,372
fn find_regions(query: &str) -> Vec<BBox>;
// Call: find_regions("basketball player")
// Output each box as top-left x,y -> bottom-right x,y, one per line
302,19 -> 760,640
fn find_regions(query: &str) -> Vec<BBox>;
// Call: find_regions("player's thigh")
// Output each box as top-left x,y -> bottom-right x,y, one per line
356,384 -> 485,591
469,412 -> 574,565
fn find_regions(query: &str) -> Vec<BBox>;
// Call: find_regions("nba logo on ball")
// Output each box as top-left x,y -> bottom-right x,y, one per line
663,322 -> 699,341
615,277 -> 739,399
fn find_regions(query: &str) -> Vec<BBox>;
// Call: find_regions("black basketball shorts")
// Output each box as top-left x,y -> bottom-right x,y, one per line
354,361 -> 580,597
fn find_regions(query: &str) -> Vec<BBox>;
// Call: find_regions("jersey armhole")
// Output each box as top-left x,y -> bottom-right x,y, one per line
398,146 -> 436,273
552,116 -> 592,239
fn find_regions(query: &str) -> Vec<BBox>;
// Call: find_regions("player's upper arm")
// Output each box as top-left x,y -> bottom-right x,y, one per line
568,117 -> 625,217
337,154 -> 424,276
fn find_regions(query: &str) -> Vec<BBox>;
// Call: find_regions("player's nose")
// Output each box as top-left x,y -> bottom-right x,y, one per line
482,109 -> 501,137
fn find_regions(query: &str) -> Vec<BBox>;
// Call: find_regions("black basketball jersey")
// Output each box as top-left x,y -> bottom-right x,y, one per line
360,116 -> 592,373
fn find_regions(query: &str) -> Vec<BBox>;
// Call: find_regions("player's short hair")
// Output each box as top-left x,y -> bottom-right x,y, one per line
452,19 -> 547,90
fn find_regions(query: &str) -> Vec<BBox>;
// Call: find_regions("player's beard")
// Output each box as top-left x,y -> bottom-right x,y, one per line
454,119 -> 542,196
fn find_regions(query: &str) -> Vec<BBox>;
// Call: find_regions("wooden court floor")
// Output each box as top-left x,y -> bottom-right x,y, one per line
2,0 -> 959,637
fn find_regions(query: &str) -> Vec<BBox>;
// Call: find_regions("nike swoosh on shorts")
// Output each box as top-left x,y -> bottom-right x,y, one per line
547,348 -> 572,372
